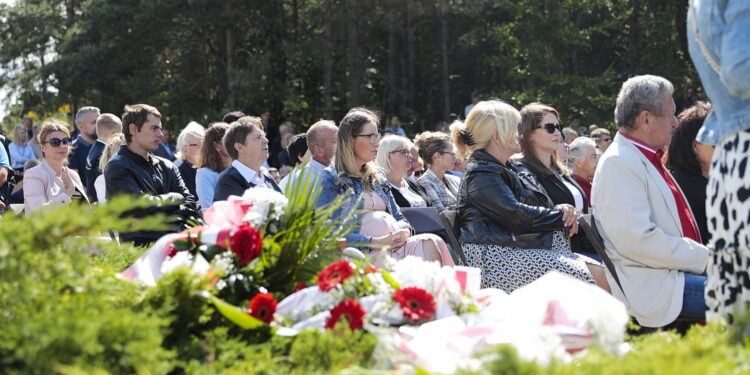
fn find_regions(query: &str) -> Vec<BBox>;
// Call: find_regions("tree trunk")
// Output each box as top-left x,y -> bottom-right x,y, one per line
223,3 -> 236,109
386,11 -> 398,117
323,0 -> 335,119
440,0 -> 450,121
346,0 -> 363,107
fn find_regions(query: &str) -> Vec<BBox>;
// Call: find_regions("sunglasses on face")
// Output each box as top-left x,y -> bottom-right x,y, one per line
534,122 -> 562,134
45,137 -> 73,147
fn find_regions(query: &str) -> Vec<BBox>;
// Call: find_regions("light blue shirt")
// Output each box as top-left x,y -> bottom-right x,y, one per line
279,158 -> 328,192
9,142 -> 35,169
196,167 -> 221,209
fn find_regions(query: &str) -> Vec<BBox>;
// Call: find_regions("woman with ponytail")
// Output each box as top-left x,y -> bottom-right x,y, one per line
452,100 -> 608,293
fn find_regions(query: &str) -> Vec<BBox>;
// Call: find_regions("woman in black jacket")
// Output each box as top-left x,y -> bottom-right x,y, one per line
451,100 -> 608,293
517,103 -> 598,260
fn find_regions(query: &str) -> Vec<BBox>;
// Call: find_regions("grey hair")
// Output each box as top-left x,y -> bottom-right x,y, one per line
568,136 -> 597,162
74,106 -> 101,125
614,75 -> 674,129
175,121 -> 206,161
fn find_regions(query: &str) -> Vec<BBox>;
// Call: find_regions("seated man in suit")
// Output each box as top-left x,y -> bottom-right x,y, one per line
213,116 -> 281,202
592,75 -> 710,328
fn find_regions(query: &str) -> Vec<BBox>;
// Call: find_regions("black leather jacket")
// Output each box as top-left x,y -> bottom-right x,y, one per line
456,150 -> 565,249
104,145 -> 200,245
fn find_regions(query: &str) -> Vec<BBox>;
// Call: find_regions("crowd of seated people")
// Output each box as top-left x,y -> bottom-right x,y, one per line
1,72 -> 731,329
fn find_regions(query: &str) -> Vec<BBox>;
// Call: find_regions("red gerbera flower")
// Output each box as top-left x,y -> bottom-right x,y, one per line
231,223 -> 263,266
392,287 -> 436,323
325,299 -> 366,331
316,260 -> 355,291
364,266 -> 378,274
247,292 -> 278,324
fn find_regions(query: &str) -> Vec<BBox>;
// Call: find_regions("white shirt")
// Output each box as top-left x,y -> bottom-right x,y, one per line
95,174 -> 107,203
561,178 -> 584,211
232,159 -> 265,186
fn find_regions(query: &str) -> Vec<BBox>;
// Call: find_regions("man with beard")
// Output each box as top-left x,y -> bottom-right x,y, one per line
104,104 -> 199,246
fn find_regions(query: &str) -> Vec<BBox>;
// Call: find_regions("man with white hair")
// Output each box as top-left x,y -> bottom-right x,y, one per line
69,106 -> 101,193
567,136 -> 598,202
592,75 -> 709,328
175,121 -> 205,197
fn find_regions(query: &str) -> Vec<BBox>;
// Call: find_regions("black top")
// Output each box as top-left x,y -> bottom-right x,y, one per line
520,161 -> 593,254
672,169 -> 710,245
390,176 -> 433,208
455,150 -> 565,249
213,165 -> 282,202
104,145 -> 199,245
68,135 -> 92,190
85,140 -> 106,202
178,161 -> 198,198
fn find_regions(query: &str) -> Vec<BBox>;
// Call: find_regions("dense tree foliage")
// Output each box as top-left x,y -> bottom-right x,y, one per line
1,0 -> 696,134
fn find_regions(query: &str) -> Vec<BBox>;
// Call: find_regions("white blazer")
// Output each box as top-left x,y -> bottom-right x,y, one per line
23,159 -> 89,215
591,133 -> 709,327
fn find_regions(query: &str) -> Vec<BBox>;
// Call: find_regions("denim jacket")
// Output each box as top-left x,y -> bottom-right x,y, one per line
688,0 -> 750,145
316,166 -> 412,248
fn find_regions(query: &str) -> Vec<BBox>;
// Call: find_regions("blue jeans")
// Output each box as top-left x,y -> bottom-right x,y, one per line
679,273 -> 707,320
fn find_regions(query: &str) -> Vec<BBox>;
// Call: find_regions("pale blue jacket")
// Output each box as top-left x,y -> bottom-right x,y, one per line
316,167 -> 412,248
688,0 -> 750,144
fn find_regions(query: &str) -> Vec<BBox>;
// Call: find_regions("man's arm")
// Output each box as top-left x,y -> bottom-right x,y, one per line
593,154 -> 709,274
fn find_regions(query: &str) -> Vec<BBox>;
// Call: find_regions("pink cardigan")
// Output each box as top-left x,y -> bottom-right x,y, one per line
23,159 -> 88,215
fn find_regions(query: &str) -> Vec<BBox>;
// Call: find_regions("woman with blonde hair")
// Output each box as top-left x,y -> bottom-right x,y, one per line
374,135 -> 431,208
452,100 -> 607,293
317,107 -> 453,265
9,124 -> 36,171
24,119 -> 89,214
414,131 -> 460,212
93,133 -> 126,203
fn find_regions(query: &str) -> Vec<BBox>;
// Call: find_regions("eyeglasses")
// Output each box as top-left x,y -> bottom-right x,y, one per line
389,149 -> 411,157
44,137 -> 73,147
598,137 -> 612,143
187,143 -> 201,147
356,133 -> 381,144
533,123 -> 562,134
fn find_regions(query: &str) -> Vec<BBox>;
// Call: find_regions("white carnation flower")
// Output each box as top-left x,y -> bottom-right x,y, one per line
241,187 -> 288,227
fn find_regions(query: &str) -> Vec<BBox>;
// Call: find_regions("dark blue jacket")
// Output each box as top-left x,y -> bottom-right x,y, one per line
213,165 -> 281,202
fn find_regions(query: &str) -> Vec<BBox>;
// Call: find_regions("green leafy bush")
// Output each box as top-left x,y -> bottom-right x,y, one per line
1,197 -> 749,374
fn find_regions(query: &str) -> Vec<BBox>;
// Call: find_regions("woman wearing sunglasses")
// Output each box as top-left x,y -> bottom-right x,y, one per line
316,107 -> 454,266
518,103 -> 605,265
24,119 -> 89,215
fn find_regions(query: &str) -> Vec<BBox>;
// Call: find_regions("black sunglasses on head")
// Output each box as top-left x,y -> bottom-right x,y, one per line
46,137 -> 73,147
534,122 -> 562,134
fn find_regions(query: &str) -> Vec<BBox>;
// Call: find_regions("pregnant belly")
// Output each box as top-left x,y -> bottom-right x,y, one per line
359,211 -> 400,237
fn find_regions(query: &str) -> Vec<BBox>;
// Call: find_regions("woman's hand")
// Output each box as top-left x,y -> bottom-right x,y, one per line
371,231 -> 408,251
60,167 -> 75,196
555,203 -> 580,237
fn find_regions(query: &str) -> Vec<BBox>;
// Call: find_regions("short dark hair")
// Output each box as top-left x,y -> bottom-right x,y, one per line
287,133 -> 308,167
222,111 -> 245,124
223,116 -> 263,160
122,104 -> 161,143
667,102 -> 712,176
